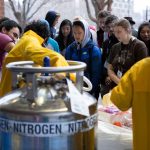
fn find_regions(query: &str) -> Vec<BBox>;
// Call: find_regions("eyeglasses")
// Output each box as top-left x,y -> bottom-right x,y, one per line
105,23 -> 115,31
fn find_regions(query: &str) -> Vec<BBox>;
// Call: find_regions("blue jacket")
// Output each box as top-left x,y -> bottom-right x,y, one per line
65,40 -> 102,94
46,37 -> 60,53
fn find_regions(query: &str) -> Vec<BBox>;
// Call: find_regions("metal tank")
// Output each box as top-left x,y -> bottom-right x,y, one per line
0,61 -> 97,150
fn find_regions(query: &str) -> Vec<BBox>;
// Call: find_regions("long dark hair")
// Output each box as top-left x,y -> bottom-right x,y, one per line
138,21 -> 150,55
138,21 -> 150,41
55,19 -> 74,51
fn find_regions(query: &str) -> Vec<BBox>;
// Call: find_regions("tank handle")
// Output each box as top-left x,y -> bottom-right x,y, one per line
6,61 -> 86,73
6,61 -> 87,99
43,56 -> 51,76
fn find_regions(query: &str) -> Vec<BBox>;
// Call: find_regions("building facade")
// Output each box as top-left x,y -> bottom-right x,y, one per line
0,0 -> 4,18
4,0 -> 142,29
112,0 -> 134,18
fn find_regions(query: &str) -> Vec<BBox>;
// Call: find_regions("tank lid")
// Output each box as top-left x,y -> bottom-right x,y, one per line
0,90 -> 68,114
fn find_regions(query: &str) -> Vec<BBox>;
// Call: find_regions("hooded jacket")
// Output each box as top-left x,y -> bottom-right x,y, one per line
45,11 -> 59,39
65,19 -> 102,96
0,30 -> 71,97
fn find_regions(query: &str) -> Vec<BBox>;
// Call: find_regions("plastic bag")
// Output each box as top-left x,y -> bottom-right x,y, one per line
110,110 -> 132,128
96,121 -> 133,150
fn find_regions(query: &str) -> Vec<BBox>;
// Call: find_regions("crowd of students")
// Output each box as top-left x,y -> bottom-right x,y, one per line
0,10 -> 150,98
0,9 -> 150,150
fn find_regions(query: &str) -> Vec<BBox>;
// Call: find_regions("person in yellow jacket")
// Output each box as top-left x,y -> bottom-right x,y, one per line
110,57 -> 150,150
0,20 -> 72,97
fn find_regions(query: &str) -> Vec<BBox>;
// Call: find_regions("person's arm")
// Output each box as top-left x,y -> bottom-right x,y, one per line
4,42 -> 15,52
107,63 -> 120,84
134,40 -> 148,61
107,43 -> 121,85
0,33 -> 15,52
25,44 -> 69,67
25,43 -> 75,82
90,46 -> 102,93
111,68 -> 133,111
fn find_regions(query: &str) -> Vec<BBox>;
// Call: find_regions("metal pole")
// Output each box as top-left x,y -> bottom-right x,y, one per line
128,0 -> 130,16
146,6 -> 148,21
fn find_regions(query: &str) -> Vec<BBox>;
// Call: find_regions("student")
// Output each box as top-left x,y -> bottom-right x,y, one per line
138,21 -> 150,55
39,19 -> 60,53
97,10 -> 111,48
0,20 -> 72,97
0,19 -> 22,71
111,57 -> 150,150
45,10 -> 60,39
100,15 -> 119,97
65,19 -> 102,99
0,19 -> 22,43
55,19 -> 74,56
107,18 -> 147,88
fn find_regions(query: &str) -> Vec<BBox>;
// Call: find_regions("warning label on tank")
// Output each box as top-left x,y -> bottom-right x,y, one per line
0,114 -> 97,137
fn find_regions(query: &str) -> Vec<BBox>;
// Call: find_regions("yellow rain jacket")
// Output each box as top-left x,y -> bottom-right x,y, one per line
111,58 -> 150,150
0,30 -> 73,96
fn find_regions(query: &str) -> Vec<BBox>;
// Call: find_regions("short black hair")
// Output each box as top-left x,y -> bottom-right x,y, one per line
0,17 -> 10,25
24,20 -> 50,39
73,20 -> 85,31
0,19 -> 22,34
105,15 -> 118,26
97,10 -> 111,19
